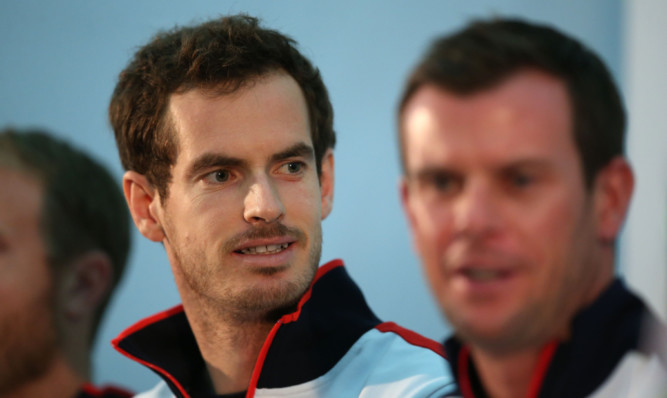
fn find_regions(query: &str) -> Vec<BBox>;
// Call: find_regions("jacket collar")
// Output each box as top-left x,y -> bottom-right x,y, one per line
113,259 -> 381,397
443,278 -> 653,398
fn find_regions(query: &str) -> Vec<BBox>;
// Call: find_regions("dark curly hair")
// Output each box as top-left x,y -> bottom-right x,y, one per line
109,14 -> 335,199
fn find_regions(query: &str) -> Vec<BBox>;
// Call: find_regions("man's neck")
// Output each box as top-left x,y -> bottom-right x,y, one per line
5,356 -> 83,398
183,297 -> 278,395
470,345 -> 549,398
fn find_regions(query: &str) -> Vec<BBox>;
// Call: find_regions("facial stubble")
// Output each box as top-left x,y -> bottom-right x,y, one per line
0,281 -> 58,394
169,222 -> 323,323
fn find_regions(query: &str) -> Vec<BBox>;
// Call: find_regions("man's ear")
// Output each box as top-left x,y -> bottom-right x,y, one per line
123,171 -> 165,242
320,149 -> 334,220
400,177 -> 423,254
593,157 -> 634,243
400,176 -> 416,231
59,251 -> 113,322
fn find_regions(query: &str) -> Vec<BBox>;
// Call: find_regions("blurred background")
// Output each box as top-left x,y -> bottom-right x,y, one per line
1,0 -> 664,392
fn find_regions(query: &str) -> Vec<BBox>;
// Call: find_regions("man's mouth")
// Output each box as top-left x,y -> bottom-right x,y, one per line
462,268 -> 509,282
237,243 -> 291,255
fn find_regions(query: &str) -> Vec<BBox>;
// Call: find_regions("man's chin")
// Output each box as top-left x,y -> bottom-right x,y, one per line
262,295 -> 301,322
458,328 -> 523,356
452,312 -> 548,356
223,279 -> 308,323
0,319 -> 58,395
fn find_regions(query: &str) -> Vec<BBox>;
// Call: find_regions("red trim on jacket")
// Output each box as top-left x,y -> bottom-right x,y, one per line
79,383 -> 133,397
80,383 -> 99,395
526,342 -> 557,398
246,259 -> 344,397
246,320 -> 283,398
457,345 -> 475,398
112,259 -> 345,398
113,340 -> 189,397
279,259 -> 344,324
111,304 -> 188,397
456,341 -> 558,398
375,322 -> 446,358
112,304 -> 184,344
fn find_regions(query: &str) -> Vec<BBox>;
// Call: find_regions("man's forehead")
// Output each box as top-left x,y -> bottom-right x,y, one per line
402,72 -> 580,180
168,71 -> 301,118
408,70 -> 569,116
166,76 -> 313,172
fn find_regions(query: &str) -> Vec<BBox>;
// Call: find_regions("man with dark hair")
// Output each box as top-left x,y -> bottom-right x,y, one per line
0,128 -> 132,398
399,18 -> 667,397
109,14 -> 452,397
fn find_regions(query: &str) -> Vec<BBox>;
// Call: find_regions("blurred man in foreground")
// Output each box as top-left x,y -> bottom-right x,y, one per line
0,128 -> 132,397
399,18 -> 667,397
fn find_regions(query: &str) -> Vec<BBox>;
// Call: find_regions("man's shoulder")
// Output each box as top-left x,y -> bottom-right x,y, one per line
569,279 -> 667,397
590,349 -> 667,398
298,324 -> 456,397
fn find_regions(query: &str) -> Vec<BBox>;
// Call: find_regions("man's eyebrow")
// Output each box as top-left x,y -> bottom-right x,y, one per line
408,159 -> 554,179
187,154 -> 247,180
500,159 -> 553,172
185,143 -> 314,180
269,142 -> 314,163
409,166 -> 458,181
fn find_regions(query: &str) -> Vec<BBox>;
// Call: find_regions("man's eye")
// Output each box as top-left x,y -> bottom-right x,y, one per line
283,161 -> 305,174
204,170 -> 231,183
214,170 -> 230,182
431,174 -> 454,191
424,173 -> 460,194
414,172 -> 461,196
510,173 -> 534,188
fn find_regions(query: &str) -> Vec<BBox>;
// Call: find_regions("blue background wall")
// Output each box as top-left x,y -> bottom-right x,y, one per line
0,1 -> 624,391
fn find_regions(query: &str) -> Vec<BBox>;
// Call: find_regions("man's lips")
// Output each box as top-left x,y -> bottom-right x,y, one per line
233,237 -> 296,255
458,267 -> 513,282
448,254 -> 520,282
445,246 -> 521,281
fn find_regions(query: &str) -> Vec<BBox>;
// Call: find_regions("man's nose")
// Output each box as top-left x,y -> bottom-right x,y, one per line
453,181 -> 501,238
243,176 -> 285,224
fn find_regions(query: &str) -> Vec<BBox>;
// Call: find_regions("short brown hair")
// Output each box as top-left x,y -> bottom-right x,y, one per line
109,14 -> 335,199
0,128 -> 131,342
398,18 -> 625,188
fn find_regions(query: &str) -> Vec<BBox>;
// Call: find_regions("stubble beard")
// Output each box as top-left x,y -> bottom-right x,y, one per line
0,285 -> 58,394
172,222 -> 322,323
446,297 -> 548,356
442,209 -> 601,356
438,245 -> 552,356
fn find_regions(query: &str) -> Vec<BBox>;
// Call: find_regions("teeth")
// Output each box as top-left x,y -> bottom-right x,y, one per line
240,243 -> 289,255
465,269 -> 501,281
